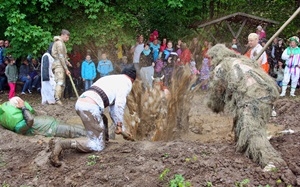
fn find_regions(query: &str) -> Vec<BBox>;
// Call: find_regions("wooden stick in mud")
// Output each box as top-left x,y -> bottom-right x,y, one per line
255,6 -> 300,61
68,74 -> 79,98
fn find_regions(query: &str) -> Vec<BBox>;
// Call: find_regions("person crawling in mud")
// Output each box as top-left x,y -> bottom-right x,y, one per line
0,97 -> 86,138
49,65 -> 136,167
206,44 -> 285,169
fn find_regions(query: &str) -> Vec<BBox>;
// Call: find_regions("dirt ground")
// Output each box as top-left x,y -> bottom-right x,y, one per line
0,90 -> 300,187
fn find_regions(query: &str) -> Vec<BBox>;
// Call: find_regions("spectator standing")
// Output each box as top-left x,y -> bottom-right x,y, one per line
41,43 -> 56,105
130,35 -> 144,76
280,36 -> 300,97
232,38 -> 242,53
162,41 -> 174,63
163,52 -> 177,86
159,38 -> 167,53
3,40 -> 10,59
256,25 -> 266,41
272,38 -> 285,63
19,58 -> 32,94
30,58 -> 41,92
190,38 -> 201,65
245,33 -> 268,73
0,40 -> 4,64
179,42 -> 192,65
231,45 -> 241,54
150,39 -> 160,61
175,39 -> 182,56
200,42 -> 212,90
115,56 -> 130,74
139,43 -> 155,88
73,61 -> 83,93
97,53 -> 113,77
0,57 -> 8,94
274,61 -> 284,87
5,57 -> 18,99
82,55 -> 96,91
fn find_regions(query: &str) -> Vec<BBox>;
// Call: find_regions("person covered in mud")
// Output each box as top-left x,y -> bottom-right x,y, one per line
49,65 -> 136,167
0,97 -> 86,138
206,44 -> 285,169
51,29 -> 71,106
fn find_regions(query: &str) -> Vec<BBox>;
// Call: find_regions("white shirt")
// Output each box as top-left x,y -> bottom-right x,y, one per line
132,43 -> 144,63
82,74 -> 133,124
250,44 -> 267,65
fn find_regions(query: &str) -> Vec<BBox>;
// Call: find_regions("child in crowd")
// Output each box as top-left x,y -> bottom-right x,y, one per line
5,57 -> 18,99
200,42 -> 212,90
274,61 -> 284,87
154,58 -> 164,77
200,58 -> 210,90
190,60 -> 199,76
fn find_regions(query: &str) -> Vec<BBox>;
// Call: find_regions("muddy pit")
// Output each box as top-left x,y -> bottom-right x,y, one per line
0,91 -> 300,187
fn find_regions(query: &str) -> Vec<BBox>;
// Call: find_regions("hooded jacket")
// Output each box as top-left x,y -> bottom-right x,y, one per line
51,36 -> 68,70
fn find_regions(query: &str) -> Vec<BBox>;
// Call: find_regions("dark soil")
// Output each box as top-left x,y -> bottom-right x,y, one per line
0,91 -> 299,187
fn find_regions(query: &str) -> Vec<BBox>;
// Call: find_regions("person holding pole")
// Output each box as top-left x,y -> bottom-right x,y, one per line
51,29 -> 71,106
244,33 -> 269,73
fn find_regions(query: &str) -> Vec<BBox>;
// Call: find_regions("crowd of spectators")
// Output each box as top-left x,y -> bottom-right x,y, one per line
1,26 -> 299,100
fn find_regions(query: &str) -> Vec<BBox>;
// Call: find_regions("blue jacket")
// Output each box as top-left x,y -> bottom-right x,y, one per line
19,63 -> 30,79
81,60 -> 96,80
97,60 -> 113,77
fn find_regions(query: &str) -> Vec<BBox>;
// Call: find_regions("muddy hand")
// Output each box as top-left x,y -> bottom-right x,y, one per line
121,131 -> 135,141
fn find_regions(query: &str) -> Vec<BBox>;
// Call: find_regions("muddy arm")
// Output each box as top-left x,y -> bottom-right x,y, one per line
18,107 -> 34,134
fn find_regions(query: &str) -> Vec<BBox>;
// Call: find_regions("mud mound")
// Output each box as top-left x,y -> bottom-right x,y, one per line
272,98 -> 300,130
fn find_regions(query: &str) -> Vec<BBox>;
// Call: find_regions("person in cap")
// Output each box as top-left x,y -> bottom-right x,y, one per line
49,65 -> 136,167
280,36 -> 300,97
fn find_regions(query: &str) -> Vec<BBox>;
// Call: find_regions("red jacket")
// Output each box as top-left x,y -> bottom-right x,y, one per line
179,49 -> 192,65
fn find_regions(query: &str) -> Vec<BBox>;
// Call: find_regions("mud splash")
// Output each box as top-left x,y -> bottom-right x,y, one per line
125,65 -> 198,141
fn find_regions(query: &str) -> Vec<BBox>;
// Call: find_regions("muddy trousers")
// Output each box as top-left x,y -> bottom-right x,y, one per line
233,102 -> 284,167
71,100 -> 108,153
53,65 -> 66,101
49,101 -> 109,167
55,123 -> 86,138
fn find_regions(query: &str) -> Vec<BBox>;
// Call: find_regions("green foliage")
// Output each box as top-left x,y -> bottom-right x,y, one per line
1,181 -> 10,187
86,155 -> 99,166
169,174 -> 191,187
206,181 -> 213,187
160,168 -> 170,181
235,178 -> 250,187
1,0 -> 298,59
163,153 -> 170,158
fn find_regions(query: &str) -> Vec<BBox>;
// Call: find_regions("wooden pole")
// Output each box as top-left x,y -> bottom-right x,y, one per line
255,6 -> 300,61
68,74 -> 79,98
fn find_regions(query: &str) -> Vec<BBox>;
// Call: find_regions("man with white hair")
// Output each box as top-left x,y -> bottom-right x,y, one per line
245,33 -> 269,73
0,97 -> 86,137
